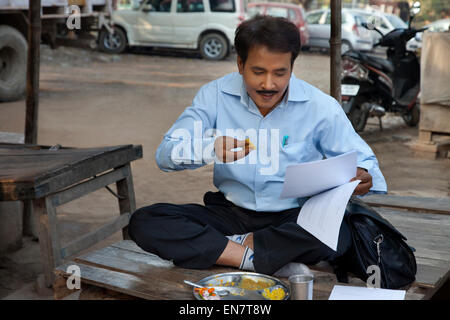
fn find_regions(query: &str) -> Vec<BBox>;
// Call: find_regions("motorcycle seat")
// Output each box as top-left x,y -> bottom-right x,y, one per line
364,54 -> 395,74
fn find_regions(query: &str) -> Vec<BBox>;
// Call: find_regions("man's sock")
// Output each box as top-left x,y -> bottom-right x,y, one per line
239,247 -> 255,271
226,233 -> 250,246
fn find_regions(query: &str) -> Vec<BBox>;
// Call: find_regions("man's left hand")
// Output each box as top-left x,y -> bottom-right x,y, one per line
350,167 -> 373,196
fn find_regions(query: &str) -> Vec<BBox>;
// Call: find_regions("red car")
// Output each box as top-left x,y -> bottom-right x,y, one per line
247,2 -> 309,46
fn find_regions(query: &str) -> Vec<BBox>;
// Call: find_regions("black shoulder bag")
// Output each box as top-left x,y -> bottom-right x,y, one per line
331,197 -> 417,289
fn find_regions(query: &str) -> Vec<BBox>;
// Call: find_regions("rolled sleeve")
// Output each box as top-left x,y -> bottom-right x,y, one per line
155,81 -> 218,171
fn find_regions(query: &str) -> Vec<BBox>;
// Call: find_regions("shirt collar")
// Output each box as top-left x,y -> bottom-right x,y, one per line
221,72 -> 310,104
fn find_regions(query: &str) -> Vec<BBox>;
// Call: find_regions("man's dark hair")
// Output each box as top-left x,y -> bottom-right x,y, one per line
234,15 -> 301,66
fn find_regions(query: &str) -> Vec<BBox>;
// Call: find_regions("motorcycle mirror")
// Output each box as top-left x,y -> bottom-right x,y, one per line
411,1 -> 421,16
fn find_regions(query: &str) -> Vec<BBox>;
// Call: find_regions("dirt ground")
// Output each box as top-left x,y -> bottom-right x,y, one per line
0,43 -> 449,299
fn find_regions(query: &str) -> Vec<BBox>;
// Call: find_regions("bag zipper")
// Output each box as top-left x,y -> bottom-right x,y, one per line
373,234 -> 384,264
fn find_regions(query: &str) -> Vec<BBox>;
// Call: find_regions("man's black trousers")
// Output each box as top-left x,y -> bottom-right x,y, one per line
128,191 -> 352,275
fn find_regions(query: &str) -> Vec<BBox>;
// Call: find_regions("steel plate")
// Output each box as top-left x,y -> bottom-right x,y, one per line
192,272 -> 290,300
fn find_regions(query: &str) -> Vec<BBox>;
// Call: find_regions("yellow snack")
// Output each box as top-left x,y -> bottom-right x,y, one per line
262,287 -> 286,300
245,138 -> 256,150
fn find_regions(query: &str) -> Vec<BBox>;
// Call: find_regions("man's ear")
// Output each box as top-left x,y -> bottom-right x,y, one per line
237,55 -> 244,75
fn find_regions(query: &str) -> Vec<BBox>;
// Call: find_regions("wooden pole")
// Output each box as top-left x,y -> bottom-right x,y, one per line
25,0 -> 41,145
23,0 -> 42,239
330,0 -> 342,104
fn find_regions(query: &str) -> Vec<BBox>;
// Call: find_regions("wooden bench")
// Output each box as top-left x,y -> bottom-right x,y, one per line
53,195 -> 450,300
0,143 -> 142,288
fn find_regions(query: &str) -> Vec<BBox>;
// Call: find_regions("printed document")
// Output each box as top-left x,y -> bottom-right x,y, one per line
279,151 -> 360,251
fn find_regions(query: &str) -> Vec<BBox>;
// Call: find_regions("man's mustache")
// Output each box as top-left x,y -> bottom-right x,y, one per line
256,90 -> 279,95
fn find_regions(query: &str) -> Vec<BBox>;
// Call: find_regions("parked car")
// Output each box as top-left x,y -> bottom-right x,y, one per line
406,18 -> 450,52
247,2 -> 309,46
357,10 -> 409,45
100,0 -> 248,60
304,8 -> 373,53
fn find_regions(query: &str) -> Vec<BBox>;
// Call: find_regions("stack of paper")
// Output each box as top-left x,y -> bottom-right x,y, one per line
279,151 -> 360,251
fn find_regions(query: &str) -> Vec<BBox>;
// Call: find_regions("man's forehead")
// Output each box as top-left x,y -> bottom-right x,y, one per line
245,45 -> 292,67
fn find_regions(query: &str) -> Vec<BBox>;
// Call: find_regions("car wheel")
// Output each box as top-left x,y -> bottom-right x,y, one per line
0,25 -> 27,102
98,27 -> 127,54
199,33 -> 228,61
341,40 -> 352,54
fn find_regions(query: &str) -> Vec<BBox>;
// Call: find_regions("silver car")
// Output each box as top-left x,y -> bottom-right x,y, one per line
357,10 -> 409,45
304,8 -> 373,53
406,18 -> 450,52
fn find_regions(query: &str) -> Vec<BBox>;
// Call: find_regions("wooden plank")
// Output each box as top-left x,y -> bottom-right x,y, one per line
419,103 -> 450,134
35,197 -> 60,287
362,194 -> 450,214
115,164 -> 136,240
110,239 -> 449,289
415,256 -> 450,269
417,130 -> 433,143
68,244 -> 425,300
55,261 -> 195,300
75,245 -> 236,284
415,264 -> 450,289
74,246 -> 346,300
378,208 -> 450,231
0,144 -> 143,201
110,239 -> 146,254
49,166 -> 128,207
61,213 -> 130,259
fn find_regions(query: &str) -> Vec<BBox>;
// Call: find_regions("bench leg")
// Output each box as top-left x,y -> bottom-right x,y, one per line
34,197 -> 62,287
116,163 -> 136,240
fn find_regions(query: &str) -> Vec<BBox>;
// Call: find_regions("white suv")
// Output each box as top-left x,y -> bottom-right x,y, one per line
99,0 -> 247,60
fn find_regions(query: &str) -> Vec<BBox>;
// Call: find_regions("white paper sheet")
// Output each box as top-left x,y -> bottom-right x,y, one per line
329,285 -> 406,300
296,180 -> 360,251
279,151 -> 358,199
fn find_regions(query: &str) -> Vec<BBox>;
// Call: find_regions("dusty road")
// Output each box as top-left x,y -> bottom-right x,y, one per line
0,45 -> 449,298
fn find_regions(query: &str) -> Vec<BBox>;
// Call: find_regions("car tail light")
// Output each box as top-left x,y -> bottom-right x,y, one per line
341,57 -> 368,81
238,15 -> 245,22
352,23 -> 360,36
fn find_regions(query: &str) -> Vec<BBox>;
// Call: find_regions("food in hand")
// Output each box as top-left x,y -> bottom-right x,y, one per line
245,138 -> 256,150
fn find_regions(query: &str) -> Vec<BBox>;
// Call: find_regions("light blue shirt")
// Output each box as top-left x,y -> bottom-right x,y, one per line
156,72 -> 387,212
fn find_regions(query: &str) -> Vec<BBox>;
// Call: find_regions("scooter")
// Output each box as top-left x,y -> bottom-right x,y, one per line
340,3 -> 427,132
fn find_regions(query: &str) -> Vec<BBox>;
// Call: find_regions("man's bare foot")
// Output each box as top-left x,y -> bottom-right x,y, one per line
243,233 -> 254,250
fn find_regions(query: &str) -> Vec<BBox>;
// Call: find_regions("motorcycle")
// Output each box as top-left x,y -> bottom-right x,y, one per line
340,3 -> 427,132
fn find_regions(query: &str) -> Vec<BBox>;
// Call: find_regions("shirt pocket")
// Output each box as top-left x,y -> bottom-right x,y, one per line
280,140 -> 311,163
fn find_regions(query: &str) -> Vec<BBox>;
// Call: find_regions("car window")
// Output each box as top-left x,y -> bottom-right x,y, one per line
248,5 -> 264,17
288,9 -> 298,23
385,14 -> 407,29
146,0 -> 171,12
306,11 -> 323,24
117,0 -> 143,10
324,11 -> 347,24
353,15 -> 366,26
177,0 -> 204,12
266,6 -> 288,18
209,0 -> 235,12
380,17 -> 389,29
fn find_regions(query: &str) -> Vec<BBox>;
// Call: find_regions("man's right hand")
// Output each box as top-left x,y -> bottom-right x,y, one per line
214,136 -> 254,163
